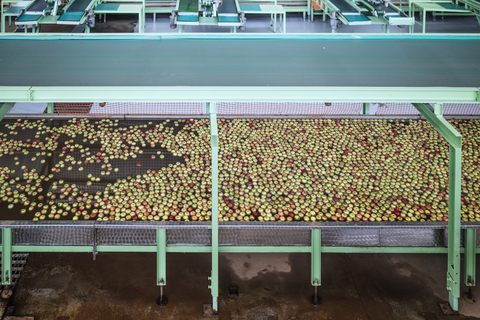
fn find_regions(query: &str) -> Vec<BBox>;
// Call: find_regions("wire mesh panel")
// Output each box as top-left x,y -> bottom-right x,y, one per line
96,228 -> 157,245
13,226 -> 95,246
166,228 -> 212,245
217,103 -> 363,116
378,228 -> 447,247
55,103 -> 206,117
0,252 -> 29,289
376,103 -> 480,115
219,227 -> 311,246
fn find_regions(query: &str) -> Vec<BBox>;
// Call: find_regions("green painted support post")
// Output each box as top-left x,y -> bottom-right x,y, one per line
2,228 -> 12,285
47,102 -> 54,114
156,229 -> 168,306
362,103 -> 370,115
311,229 -> 321,305
208,102 -> 219,314
311,229 -> 321,286
157,229 -> 166,286
464,229 -> 476,287
0,103 -> 14,121
413,103 -> 462,311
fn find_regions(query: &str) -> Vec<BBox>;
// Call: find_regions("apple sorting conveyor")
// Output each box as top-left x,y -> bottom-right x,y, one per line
1,116 -> 479,229
0,117 -> 480,247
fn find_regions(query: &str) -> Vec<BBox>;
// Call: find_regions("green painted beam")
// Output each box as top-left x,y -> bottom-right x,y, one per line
9,245 -> 477,254
321,247 -> 451,253
1,229 -> 12,285
464,229 -> 476,286
47,102 -> 54,114
157,229 -> 167,286
209,102 -> 219,313
362,103 -> 370,115
413,103 -> 462,311
413,103 -> 462,148
311,229 -> 321,286
219,246 -> 311,253
1,87 -> 479,103
0,103 -> 14,122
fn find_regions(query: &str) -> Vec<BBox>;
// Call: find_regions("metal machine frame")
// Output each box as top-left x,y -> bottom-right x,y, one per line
0,33 -> 479,315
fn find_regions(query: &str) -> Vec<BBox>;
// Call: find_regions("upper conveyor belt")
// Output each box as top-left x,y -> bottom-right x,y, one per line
218,0 -> 238,14
0,36 -> 480,88
328,0 -> 370,23
16,0 -> 47,22
58,0 -> 94,21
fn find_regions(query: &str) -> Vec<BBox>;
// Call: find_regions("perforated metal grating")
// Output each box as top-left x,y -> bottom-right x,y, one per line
0,252 -> 29,289
1,221 -> 479,247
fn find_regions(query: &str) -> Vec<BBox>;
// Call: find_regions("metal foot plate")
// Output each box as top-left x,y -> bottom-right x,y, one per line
462,292 -> 477,304
311,295 -> 321,306
156,296 -> 168,307
439,302 -> 459,315
203,304 -> 218,316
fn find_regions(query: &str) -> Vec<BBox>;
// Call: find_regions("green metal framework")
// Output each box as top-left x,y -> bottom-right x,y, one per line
0,34 -> 479,313
412,103 -> 463,310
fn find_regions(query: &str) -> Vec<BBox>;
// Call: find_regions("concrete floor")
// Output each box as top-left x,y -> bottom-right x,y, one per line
8,252 -> 480,319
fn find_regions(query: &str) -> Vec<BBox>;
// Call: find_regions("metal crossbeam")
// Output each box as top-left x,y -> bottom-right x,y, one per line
1,87 -> 479,103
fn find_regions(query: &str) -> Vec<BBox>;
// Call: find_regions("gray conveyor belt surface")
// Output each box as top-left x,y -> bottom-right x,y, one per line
0,37 -> 480,87
329,0 -> 358,13
218,0 -> 238,14
66,0 -> 92,12
26,0 -> 47,12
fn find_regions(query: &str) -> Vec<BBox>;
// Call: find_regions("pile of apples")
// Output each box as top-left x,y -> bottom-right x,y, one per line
218,118 -> 480,222
0,117 -> 479,222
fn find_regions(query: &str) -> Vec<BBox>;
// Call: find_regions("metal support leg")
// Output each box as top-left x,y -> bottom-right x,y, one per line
46,102 -> 54,114
156,229 -> 168,306
2,228 -> 12,285
464,229 -> 476,288
1,9 -> 5,33
413,103 -> 462,312
362,103 -> 370,115
447,145 -> 461,311
205,102 -> 219,316
311,229 -> 321,306
0,103 -> 14,121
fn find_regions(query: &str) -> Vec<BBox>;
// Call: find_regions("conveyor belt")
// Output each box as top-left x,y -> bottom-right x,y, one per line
178,0 -> 198,13
16,0 -> 47,22
58,0 -> 93,21
218,0 -> 238,14
329,0 -> 357,13
0,37 -> 480,87
27,0 -> 47,12
329,0 -> 370,22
